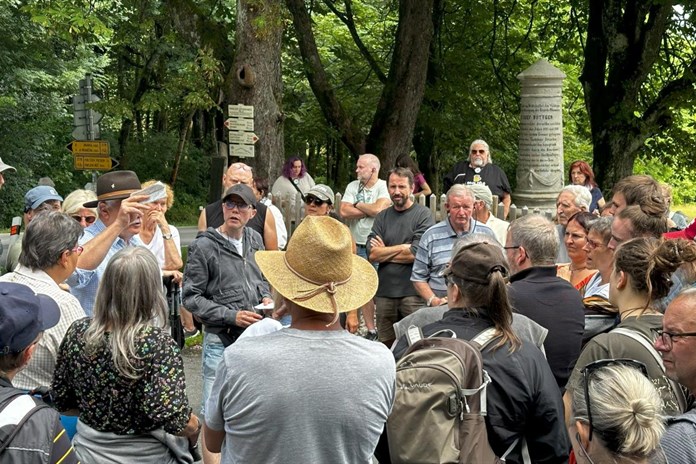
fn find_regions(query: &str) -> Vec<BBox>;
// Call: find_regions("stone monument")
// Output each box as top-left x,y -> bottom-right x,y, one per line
514,59 -> 566,211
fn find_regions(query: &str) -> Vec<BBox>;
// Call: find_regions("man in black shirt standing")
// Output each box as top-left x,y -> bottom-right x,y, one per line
443,139 -> 511,218
366,167 -> 434,347
198,162 -> 278,250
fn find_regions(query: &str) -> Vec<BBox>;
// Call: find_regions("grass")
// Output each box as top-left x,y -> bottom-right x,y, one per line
675,203 -> 696,221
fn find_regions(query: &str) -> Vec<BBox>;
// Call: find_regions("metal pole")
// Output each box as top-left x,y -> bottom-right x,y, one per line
84,74 -> 94,141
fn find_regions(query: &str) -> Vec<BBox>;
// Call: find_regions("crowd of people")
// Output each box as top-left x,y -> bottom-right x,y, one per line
2,143 -> 696,464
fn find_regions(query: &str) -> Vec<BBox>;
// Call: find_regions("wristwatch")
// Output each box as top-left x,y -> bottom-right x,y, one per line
162,233 -> 173,240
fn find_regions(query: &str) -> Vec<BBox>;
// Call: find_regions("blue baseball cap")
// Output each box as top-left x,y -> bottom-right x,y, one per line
24,186 -> 63,212
0,283 -> 60,354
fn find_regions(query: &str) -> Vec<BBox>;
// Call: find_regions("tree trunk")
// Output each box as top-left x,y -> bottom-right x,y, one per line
170,110 -> 195,187
580,0 -> 696,189
365,0 -> 435,177
228,0 -> 284,182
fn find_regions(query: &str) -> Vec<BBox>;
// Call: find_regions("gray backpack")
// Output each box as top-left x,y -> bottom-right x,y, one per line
387,327 -> 518,463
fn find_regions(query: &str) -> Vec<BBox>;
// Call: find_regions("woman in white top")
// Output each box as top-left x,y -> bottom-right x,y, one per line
138,180 -> 196,337
271,157 -> 315,211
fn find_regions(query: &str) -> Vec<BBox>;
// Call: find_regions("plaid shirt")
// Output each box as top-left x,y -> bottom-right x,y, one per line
0,265 -> 86,390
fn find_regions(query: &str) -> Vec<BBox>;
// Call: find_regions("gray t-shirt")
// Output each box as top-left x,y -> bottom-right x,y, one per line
367,203 -> 435,298
206,328 -> 396,464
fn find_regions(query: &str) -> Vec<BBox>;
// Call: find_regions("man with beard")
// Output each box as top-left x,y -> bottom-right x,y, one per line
366,168 -> 434,347
67,170 -> 149,315
443,139 -> 512,218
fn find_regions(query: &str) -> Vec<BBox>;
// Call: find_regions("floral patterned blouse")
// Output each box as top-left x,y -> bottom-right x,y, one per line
52,318 -> 190,435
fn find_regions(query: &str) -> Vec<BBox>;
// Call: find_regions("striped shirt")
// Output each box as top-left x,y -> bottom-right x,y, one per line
0,265 -> 86,390
411,217 -> 496,296
67,219 -> 143,316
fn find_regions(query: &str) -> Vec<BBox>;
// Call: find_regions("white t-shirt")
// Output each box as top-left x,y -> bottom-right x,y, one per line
141,225 -> 181,269
341,179 -> 390,245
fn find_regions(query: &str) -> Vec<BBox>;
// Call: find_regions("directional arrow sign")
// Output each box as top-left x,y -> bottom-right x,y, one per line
73,155 -> 119,171
228,104 -> 254,119
229,131 -> 259,145
66,140 -> 110,156
224,118 -> 254,131
229,144 -> 255,158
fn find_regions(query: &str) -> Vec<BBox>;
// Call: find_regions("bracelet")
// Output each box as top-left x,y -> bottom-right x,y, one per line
427,295 -> 436,307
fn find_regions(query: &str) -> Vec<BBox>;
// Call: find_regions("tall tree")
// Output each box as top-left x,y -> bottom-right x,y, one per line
227,0 -> 285,182
285,0 -> 434,175
579,1 -> 696,188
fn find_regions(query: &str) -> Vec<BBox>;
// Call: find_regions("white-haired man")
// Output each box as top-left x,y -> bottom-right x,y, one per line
443,139 -> 511,218
411,185 -> 496,308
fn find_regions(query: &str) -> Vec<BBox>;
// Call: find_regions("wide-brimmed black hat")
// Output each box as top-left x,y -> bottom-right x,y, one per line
84,170 -> 141,207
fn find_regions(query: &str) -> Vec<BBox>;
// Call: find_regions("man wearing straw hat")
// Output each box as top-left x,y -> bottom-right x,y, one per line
204,216 -> 396,463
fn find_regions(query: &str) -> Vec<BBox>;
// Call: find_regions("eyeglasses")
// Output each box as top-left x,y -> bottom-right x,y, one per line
585,238 -> 607,250
581,358 -> 648,442
656,330 -> 696,350
72,215 -> 96,225
503,245 -> 520,250
70,245 -> 84,256
229,163 -> 252,172
304,196 -> 329,207
223,200 -> 252,210
471,149 -> 486,154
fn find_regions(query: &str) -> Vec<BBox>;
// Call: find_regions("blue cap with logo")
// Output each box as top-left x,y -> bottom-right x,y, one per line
24,186 -> 63,212
0,283 -> 60,354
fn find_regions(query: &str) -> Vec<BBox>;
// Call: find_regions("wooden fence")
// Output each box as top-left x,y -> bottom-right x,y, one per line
269,192 -> 555,236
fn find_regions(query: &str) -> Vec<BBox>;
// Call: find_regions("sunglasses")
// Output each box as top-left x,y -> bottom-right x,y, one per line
304,196 -> 329,207
471,149 -> 486,154
581,358 -> 648,441
223,200 -> 252,210
72,215 -> 97,225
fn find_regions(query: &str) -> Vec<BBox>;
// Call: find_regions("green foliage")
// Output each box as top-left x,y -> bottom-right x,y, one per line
634,155 -> 696,205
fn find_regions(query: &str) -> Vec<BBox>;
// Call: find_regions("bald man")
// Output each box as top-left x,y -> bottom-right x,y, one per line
198,162 -> 278,250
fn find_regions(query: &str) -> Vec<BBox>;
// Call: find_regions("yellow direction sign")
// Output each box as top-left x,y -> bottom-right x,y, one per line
73,155 -> 119,171
67,140 -> 110,156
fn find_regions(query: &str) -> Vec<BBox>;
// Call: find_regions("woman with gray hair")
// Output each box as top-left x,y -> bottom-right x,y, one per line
567,361 -> 666,463
52,247 -> 200,463
556,184 -> 593,263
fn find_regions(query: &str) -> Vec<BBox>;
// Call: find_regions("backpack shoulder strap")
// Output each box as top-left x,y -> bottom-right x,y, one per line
612,327 -> 688,413
405,326 -> 457,346
0,394 -> 50,455
471,327 -> 498,351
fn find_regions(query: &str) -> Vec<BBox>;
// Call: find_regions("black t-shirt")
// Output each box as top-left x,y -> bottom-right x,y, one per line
205,198 -> 267,238
443,162 -> 511,198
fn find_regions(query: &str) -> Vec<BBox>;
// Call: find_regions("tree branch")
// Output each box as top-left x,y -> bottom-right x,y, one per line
323,0 -> 388,84
285,0 -> 366,155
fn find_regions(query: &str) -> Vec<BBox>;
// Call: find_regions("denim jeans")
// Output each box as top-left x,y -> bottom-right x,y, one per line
201,331 -> 225,417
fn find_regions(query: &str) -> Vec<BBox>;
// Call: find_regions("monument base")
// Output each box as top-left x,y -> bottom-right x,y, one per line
512,190 -> 558,213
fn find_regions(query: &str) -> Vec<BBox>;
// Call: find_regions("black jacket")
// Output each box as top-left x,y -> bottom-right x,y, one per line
508,266 -> 585,391
393,309 -> 569,464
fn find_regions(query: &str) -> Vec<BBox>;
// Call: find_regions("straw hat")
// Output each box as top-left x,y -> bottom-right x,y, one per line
256,216 -> 377,318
